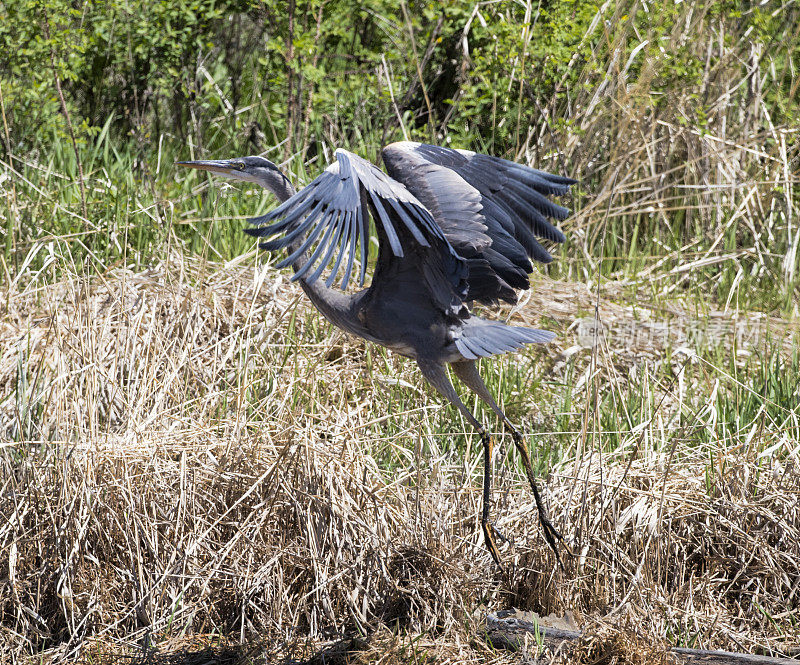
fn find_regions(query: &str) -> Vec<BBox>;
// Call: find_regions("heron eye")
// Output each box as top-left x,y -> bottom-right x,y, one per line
236,162 -> 247,170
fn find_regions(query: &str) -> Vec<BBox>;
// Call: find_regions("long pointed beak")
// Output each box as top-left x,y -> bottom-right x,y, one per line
175,159 -> 240,176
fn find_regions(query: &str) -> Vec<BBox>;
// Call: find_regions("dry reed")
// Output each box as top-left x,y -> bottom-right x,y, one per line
1,253 -> 797,663
3,2 -> 800,660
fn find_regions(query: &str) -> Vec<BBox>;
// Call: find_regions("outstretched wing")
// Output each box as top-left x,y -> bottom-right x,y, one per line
246,148 -> 467,315
381,141 -> 575,305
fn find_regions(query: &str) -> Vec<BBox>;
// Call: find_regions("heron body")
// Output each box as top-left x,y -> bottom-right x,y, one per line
178,142 -> 575,570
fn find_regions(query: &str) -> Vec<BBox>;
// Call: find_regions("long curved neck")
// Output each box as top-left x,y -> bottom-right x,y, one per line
267,174 -> 364,335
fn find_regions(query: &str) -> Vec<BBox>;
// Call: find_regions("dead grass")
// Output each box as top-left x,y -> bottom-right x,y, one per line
570,620 -> 677,665
3,4 -> 800,661
1,255 -> 798,663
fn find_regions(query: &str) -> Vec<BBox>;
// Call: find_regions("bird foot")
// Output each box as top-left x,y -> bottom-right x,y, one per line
534,497 -> 572,573
482,520 -> 509,570
491,521 -> 514,546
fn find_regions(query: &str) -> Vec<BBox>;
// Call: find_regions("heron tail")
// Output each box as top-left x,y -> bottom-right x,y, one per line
454,318 -> 555,360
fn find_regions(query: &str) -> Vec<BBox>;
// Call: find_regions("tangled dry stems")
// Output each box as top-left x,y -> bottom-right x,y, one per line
1,256 -> 798,663
3,4 -> 799,659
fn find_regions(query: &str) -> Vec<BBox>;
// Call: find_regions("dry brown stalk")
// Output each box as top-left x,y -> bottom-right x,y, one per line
1,256 -> 798,662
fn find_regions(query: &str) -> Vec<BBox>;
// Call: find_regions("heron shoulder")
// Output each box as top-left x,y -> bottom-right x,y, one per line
383,141 -> 422,153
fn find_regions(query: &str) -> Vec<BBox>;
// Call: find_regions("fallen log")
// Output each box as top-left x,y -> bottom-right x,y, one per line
485,610 -> 799,664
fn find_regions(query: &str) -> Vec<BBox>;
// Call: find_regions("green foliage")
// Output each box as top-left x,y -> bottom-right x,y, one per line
0,0 -> 88,147
1,0 -> 799,306
3,0 -> 797,153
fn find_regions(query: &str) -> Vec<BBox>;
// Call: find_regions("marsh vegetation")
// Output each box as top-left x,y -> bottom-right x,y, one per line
1,0 -> 798,661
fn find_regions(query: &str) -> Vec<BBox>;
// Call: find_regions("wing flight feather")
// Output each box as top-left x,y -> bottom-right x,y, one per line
246,149 -> 467,310
382,142 -> 575,305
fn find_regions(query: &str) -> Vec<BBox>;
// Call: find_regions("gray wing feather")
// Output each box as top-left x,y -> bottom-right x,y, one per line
306,212 -> 347,284
325,212 -> 351,288
357,196 -> 369,286
382,142 -> 575,305
246,149 -> 466,302
368,189 -> 403,256
292,210 -> 339,281
342,211 -> 359,289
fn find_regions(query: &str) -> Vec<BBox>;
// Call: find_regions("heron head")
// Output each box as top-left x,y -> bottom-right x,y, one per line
177,155 -> 293,199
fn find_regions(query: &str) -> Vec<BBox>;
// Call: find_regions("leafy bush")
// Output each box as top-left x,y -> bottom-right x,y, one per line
1,0 -> 798,306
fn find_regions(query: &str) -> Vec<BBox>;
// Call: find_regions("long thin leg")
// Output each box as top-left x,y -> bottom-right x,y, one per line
451,360 -> 569,572
417,359 -> 507,570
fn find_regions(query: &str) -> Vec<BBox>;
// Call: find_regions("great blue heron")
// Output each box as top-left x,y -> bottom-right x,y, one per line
177,142 -> 575,571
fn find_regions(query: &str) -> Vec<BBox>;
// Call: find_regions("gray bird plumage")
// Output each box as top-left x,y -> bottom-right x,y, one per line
177,142 -> 576,571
